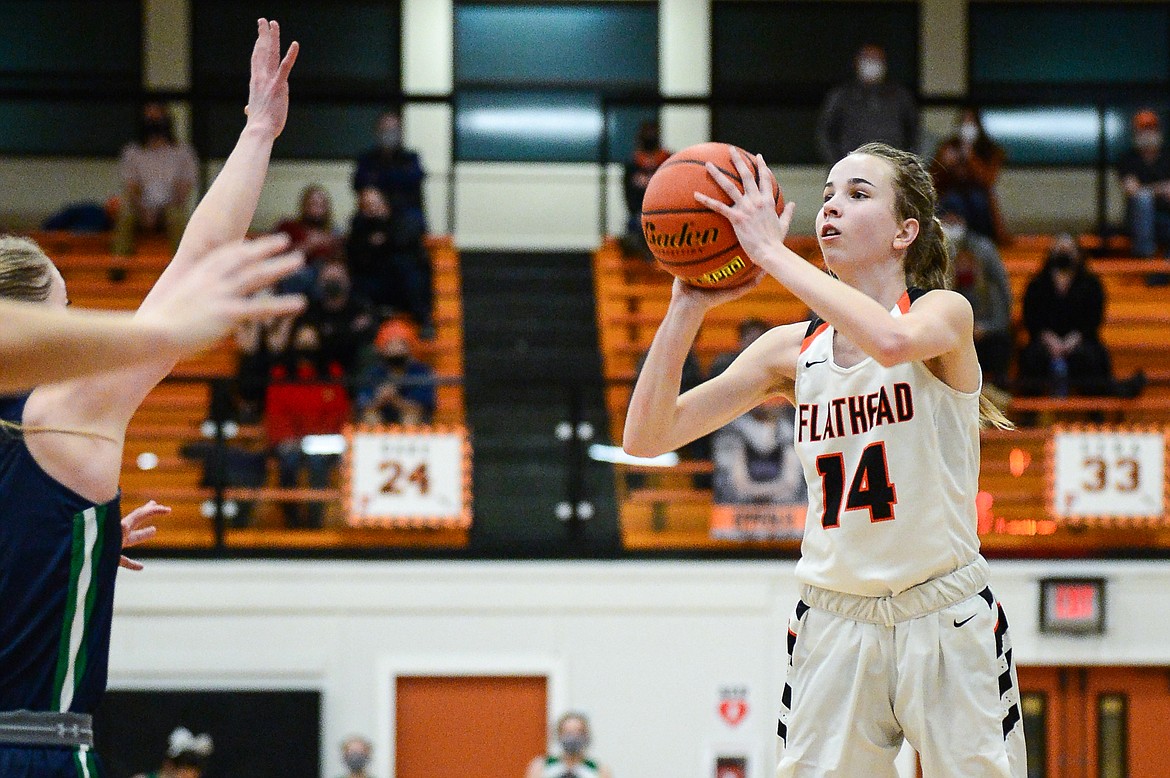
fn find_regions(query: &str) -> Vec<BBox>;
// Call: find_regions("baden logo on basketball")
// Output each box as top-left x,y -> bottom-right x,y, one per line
689,255 -> 746,287
643,221 -> 720,254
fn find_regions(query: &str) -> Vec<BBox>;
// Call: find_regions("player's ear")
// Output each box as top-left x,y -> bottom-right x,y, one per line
892,217 -> 919,251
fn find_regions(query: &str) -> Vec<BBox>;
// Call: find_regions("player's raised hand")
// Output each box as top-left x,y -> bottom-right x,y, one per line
140,233 -> 307,356
244,18 -> 299,138
695,147 -> 796,264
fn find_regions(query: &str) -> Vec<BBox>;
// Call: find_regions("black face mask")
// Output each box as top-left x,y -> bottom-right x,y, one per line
638,134 -> 659,150
384,354 -> 409,370
1050,252 -> 1077,271
143,118 -> 170,138
320,280 -> 346,299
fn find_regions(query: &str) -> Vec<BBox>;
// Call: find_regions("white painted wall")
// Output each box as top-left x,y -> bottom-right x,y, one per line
111,559 -> 1170,778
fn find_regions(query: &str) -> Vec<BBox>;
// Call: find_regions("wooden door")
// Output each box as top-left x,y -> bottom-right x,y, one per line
395,675 -> 547,778
1016,666 -> 1170,778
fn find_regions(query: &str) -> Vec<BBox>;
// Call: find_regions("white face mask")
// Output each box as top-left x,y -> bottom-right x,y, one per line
857,58 -> 886,84
958,122 -> 980,146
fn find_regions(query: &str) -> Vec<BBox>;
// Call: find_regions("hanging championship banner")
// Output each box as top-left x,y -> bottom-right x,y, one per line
1048,426 -> 1169,526
344,425 -> 472,528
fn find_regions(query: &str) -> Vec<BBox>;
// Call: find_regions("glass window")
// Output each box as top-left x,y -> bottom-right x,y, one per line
192,1 -> 401,95
0,0 -> 140,92
713,105 -> 822,167
453,3 -> 658,162
978,106 -> 1137,166
971,4 -> 1170,94
455,3 -> 658,89
455,91 -> 657,163
1021,692 -> 1047,778
196,102 -> 387,160
0,99 -> 140,156
1097,694 -> 1127,778
712,2 -> 918,101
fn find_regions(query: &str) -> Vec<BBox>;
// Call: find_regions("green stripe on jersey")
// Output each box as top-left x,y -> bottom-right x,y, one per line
51,506 -> 105,712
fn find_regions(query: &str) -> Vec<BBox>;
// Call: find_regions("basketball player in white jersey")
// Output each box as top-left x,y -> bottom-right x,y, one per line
624,142 -> 1024,776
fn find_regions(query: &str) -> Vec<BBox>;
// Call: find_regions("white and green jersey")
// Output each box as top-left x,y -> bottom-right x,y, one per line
538,755 -> 602,778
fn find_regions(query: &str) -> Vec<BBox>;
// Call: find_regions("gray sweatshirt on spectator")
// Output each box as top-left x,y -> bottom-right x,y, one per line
815,80 -> 919,163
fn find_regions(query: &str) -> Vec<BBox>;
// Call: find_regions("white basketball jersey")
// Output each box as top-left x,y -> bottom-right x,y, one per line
792,289 -> 982,597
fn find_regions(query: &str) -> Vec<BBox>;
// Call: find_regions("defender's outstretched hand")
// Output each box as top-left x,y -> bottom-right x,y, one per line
694,147 -> 796,264
244,18 -> 299,138
140,233 -> 306,357
119,500 -> 168,571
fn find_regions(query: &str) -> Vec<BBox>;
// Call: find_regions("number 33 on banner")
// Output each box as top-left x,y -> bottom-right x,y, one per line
1049,426 -> 1169,526
344,424 -> 472,528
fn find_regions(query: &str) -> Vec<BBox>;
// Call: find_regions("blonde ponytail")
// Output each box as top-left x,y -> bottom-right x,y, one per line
850,142 -> 1012,430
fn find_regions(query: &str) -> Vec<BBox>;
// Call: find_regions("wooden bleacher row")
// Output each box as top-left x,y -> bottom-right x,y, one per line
593,235 -> 1170,553
36,231 -> 467,549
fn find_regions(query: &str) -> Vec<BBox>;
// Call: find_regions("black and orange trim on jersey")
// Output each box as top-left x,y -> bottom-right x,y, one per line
798,287 -> 927,356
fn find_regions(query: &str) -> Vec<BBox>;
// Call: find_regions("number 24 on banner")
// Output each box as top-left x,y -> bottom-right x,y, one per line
344,425 -> 472,528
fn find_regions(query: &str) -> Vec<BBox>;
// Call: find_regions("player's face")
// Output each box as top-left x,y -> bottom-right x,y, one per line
816,154 -> 907,275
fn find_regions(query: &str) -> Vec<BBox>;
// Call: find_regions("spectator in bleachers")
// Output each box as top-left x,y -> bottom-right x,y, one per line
271,184 -> 344,295
301,263 -> 377,376
355,318 -> 435,426
352,111 -> 426,231
112,101 -> 199,258
337,735 -> 375,778
1017,233 -> 1146,399
346,186 -> 433,336
931,107 -> 1011,245
815,43 -> 918,164
1116,109 -> 1170,258
234,307 -> 294,424
622,120 -> 672,260
939,195 -> 1013,393
132,726 -> 213,778
707,317 -> 770,380
266,320 -> 351,528
712,398 -> 806,507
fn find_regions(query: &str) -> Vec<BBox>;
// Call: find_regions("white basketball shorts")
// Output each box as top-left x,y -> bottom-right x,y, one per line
776,557 -> 1026,777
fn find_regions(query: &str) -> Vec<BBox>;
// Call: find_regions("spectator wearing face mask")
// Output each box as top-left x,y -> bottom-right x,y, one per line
336,735 -> 375,778
938,195 -> 1013,393
815,43 -> 918,164
112,101 -> 199,258
266,320 -> 351,528
132,726 -> 213,778
1116,109 -> 1170,258
1016,233 -> 1146,399
931,107 -> 1011,245
525,712 -> 613,778
354,318 -> 435,426
345,186 -> 433,335
621,120 -> 672,260
352,111 -> 427,231
302,262 -> 376,376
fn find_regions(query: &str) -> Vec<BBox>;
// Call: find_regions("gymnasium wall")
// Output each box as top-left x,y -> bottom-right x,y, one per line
111,559 -> 1170,778
0,0 -> 1128,242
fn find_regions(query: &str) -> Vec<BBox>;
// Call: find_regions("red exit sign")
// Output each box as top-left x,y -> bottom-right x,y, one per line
1040,578 -> 1106,634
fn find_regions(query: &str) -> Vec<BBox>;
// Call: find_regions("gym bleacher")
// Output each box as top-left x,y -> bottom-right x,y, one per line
41,231 -> 467,551
594,234 -> 1170,556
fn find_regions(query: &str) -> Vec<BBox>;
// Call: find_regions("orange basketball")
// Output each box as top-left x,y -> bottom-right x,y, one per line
640,142 -> 782,289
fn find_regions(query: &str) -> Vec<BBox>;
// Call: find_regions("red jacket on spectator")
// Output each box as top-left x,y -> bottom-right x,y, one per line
264,360 -> 351,446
